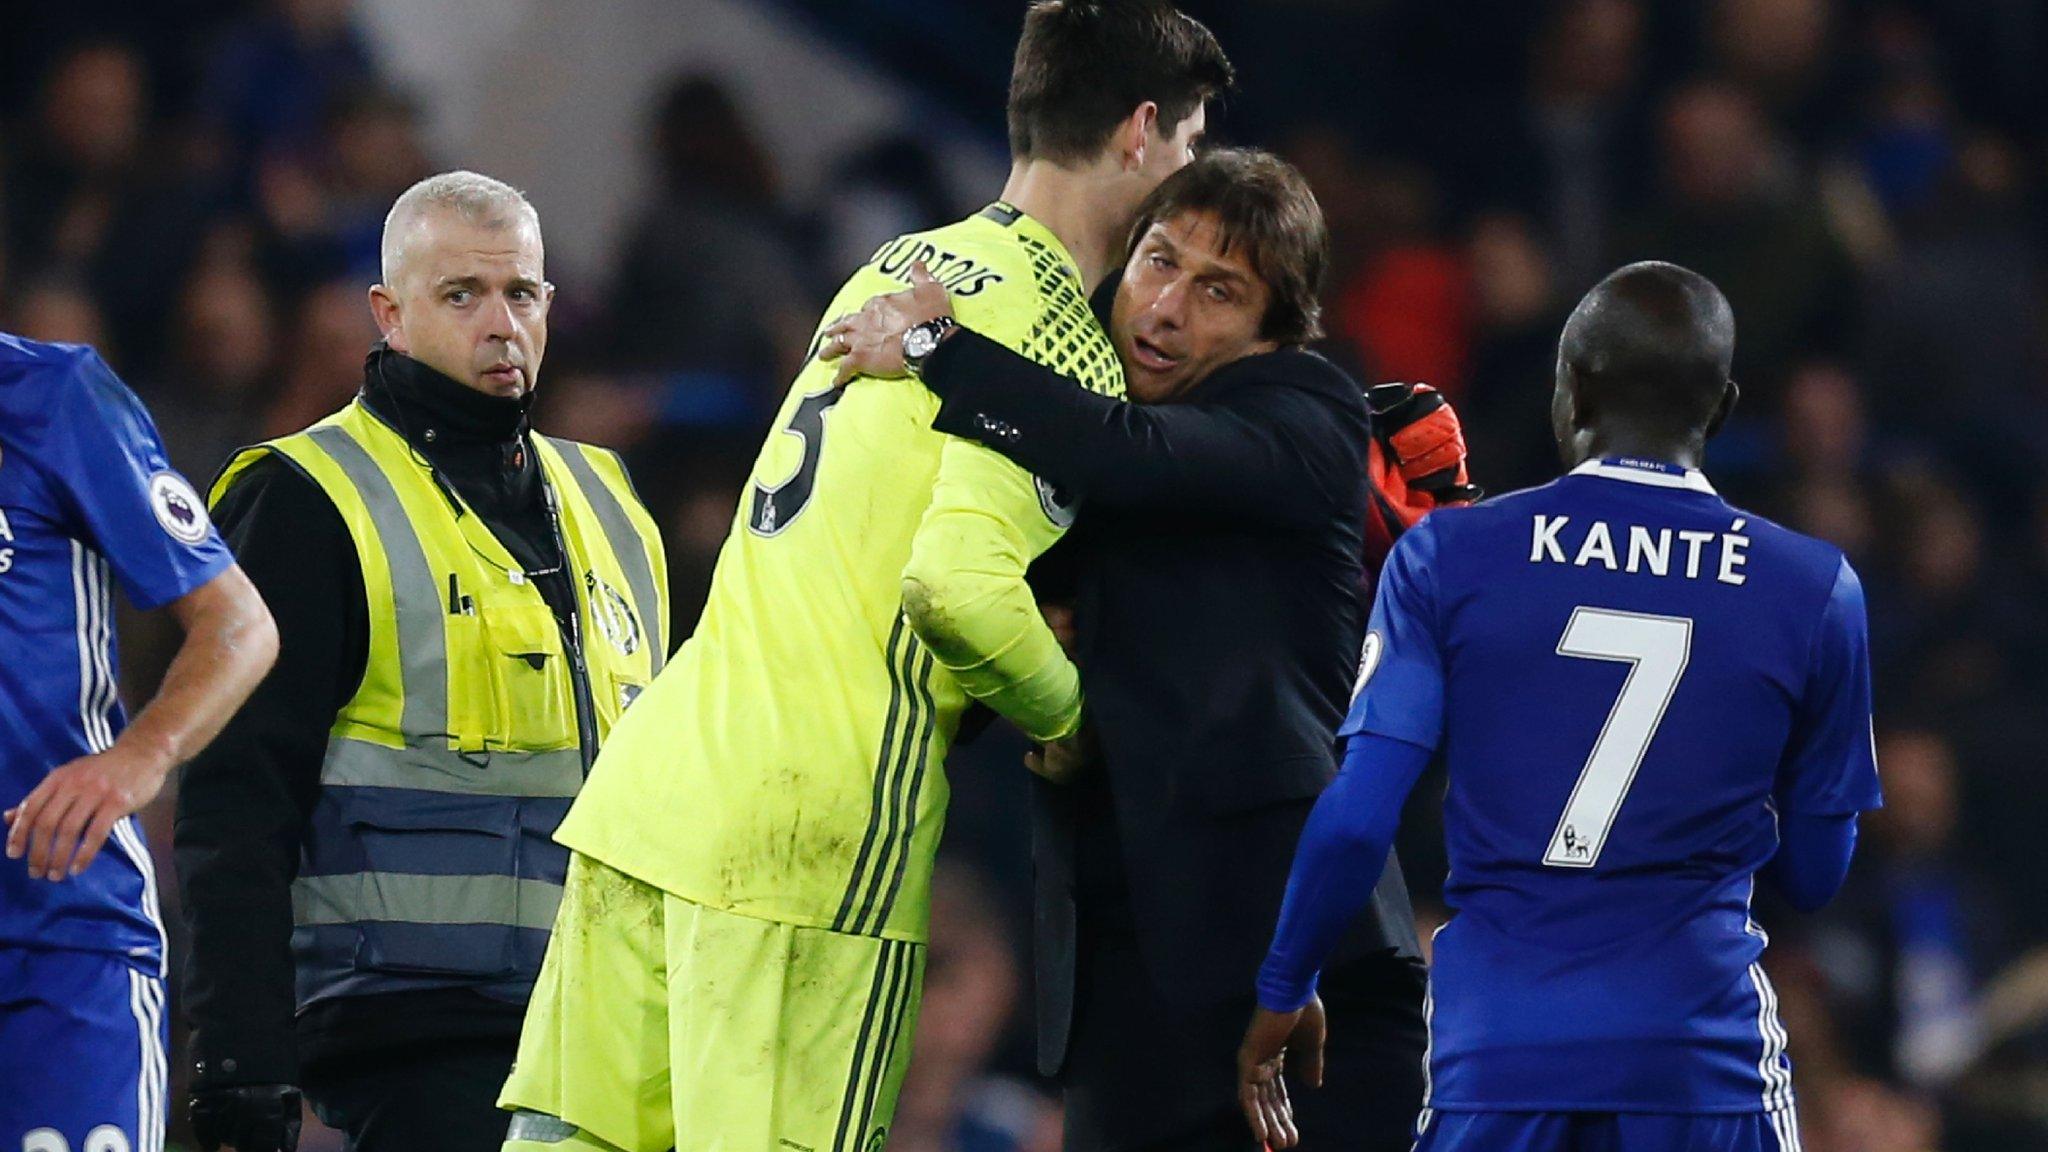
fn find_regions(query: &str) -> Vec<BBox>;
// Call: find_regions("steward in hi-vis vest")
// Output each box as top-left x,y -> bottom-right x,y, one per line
176,172 -> 667,1152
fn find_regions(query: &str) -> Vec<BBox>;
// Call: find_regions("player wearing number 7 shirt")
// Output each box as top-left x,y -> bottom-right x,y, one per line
1238,263 -> 1883,1152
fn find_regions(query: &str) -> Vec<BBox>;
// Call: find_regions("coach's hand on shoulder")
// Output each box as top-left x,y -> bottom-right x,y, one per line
820,261 -> 955,385
4,737 -> 174,881
1237,996 -> 1326,1149
190,1084 -> 303,1152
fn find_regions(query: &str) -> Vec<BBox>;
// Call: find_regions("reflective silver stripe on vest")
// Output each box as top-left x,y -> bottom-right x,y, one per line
319,737 -> 585,798
551,442 -> 666,671
292,872 -> 563,931
305,424 -> 449,740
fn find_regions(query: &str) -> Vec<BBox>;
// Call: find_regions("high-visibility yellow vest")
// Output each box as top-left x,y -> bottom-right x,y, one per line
212,398 -> 668,1007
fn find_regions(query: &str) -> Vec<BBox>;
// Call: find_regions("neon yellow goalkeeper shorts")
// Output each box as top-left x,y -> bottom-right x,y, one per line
499,852 -> 925,1152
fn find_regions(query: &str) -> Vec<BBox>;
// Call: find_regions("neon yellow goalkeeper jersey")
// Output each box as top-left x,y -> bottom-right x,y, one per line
556,204 -> 1124,943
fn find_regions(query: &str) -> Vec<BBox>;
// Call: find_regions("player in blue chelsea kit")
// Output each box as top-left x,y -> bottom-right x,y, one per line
1,334 -> 277,1152
1237,264 -> 1882,1152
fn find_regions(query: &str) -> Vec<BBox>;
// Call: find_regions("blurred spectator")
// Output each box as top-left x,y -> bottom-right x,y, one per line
1466,0 -> 1650,291
6,276 -> 113,354
259,277 -> 379,438
1812,729 -> 2000,1090
198,0 -> 382,167
1708,0 -> 1846,148
1326,158 -> 1471,396
253,86 -> 433,285
1806,1075 -> 1945,1152
607,74 -> 815,420
1859,127 -> 2046,503
639,442 -> 755,640
1870,477 -> 2006,709
320,87 -> 434,270
1856,66 -> 1956,222
1460,211 -> 1569,492
4,40 -> 210,368
1612,78 -> 1857,401
821,133 -> 962,285
891,861 -> 1060,1152
143,259 -> 277,481
1767,362 -> 1881,560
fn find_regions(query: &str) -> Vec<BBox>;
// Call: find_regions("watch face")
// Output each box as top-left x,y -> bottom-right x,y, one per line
904,326 -> 938,361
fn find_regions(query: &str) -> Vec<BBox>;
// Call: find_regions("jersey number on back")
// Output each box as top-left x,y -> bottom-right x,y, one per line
1544,607 -> 1693,868
747,385 -> 846,536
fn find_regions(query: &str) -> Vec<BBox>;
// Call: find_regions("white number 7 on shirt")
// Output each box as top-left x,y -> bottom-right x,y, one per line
1544,608 -> 1693,868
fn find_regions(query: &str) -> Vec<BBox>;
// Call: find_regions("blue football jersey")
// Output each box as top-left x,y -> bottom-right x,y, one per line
1344,457 -> 1882,1113
0,334 -> 234,972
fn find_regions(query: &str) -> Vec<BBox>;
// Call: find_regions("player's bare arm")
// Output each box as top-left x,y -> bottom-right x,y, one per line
6,565 -> 276,880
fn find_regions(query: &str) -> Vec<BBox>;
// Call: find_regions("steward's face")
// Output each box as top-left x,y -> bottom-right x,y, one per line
1111,209 -> 1277,404
381,211 -> 552,398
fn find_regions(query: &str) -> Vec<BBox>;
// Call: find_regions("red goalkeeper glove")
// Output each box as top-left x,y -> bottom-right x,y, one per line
1363,382 -> 1482,569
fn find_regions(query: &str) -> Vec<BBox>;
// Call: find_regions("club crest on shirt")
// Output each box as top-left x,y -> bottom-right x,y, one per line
1036,474 -> 1078,528
149,471 -> 211,545
585,571 -> 642,657
1353,630 -> 1385,700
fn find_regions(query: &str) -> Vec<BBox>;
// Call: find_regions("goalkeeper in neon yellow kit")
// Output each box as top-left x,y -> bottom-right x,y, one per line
499,5 -> 1233,1149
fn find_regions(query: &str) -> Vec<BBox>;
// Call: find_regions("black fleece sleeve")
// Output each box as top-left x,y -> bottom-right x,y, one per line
920,329 -> 1362,529
174,455 -> 366,1087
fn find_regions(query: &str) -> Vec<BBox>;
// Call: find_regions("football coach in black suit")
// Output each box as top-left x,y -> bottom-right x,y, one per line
822,149 -> 1480,1151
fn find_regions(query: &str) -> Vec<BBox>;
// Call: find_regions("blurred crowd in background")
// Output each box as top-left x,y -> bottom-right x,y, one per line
2,1 -> 2044,1149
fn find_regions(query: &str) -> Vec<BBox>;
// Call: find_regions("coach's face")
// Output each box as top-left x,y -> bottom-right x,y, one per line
1112,209 -> 1278,403
369,208 -> 553,398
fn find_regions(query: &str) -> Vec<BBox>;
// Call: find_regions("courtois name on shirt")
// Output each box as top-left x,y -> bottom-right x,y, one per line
867,236 -> 1005,296
1530,513 -> 1751,586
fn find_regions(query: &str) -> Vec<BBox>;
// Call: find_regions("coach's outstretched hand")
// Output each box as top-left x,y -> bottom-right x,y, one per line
190,1084 -> 303,1152
1237,995 -> 1326,1149
820,261 -> 955,384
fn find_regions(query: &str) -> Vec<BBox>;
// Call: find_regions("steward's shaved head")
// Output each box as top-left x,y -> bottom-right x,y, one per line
367,169 -> 552,398
1559,261 -> 1734,439
379,170 -> 540,289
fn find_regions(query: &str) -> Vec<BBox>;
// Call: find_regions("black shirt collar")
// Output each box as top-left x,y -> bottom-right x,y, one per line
361,344 -> 530,449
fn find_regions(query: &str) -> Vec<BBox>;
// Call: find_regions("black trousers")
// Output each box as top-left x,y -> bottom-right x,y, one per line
1063,913 -> 1427,1152
304,1038 -> 517,1152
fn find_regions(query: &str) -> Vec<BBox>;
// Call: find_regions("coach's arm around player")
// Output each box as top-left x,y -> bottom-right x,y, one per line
827,149 -> 1455,1151
6,567 -> 277,881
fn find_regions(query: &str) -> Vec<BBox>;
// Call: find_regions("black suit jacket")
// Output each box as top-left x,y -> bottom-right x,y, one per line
921,331 -> 1423,1075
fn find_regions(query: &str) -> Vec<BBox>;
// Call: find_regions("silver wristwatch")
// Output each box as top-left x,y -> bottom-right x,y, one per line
902,316 -> 959,375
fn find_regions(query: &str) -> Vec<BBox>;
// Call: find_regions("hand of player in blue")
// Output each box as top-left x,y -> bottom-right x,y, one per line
818,260 -> 955,385
4,740 -> 173,881
1237,995 -> 1325,1148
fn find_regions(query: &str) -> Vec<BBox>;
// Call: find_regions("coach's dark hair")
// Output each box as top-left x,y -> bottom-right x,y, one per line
1007,0 -> 1234,165
1127,148 -> 1329,344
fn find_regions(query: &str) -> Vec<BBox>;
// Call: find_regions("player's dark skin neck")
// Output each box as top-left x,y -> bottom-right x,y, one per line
1564,423 -> 1710,472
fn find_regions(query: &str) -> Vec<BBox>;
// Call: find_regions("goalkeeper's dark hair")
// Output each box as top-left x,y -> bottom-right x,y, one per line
1559,261 -> 1735,438
1127,148 -> 1329,345
1007,0 -> 1234,165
